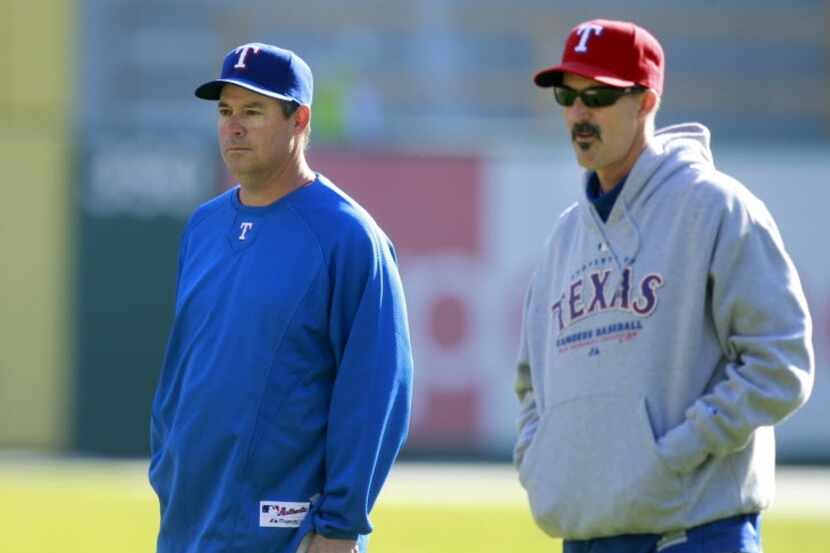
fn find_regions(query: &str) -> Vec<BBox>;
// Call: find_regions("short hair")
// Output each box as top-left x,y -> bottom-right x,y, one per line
278,100 -> 311,150
278,100 -> 300,119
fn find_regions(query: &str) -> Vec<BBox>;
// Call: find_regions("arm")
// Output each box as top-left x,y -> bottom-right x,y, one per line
307,535 -> 359,553
658,190 -> 815,472
312,227 -> 413,539
150,219 -> 192,457
514,278 -> 540,469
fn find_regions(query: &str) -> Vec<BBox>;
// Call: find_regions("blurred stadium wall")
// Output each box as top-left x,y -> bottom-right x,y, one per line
2,1 -> 828,461
0,1 -> 74,449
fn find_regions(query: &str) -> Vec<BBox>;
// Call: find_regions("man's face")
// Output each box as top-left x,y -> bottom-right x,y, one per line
217,84 -> 299,182
560,73 -> 645,176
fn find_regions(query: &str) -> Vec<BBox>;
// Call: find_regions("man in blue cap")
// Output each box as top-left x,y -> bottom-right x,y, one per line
149,43 -> 414,553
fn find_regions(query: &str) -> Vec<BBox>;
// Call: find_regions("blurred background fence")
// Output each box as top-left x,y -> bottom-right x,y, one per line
2,0 -> 829,462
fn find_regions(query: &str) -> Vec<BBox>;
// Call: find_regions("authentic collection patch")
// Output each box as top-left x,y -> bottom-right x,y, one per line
259,501 -> 310,528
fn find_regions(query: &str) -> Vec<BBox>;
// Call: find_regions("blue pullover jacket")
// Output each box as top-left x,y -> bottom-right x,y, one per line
150,175 -> 413,553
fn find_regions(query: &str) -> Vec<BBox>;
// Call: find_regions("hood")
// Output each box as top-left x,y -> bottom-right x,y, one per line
617,122 -> 714,214
578,122 -> 715,277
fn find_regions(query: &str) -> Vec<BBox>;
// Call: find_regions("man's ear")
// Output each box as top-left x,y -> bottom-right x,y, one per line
294,105 -> 311,133
639,89 -> 659,118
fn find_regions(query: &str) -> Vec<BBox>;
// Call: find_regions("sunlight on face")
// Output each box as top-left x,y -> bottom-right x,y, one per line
217,84 -> 297,185
561,73 -> 646,185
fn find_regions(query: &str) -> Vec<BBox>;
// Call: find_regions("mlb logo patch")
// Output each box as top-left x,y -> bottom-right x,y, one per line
259,501 -> 310,528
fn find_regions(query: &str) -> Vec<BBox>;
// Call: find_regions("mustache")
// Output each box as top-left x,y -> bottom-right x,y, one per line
571,122 -> 602,142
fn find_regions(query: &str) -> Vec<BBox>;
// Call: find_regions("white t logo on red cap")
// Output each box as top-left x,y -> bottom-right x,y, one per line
233,44 -> 261,69
574,23 -> 603,52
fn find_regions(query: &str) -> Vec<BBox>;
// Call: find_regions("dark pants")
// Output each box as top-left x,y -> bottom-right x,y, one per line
562,513 -> 761,553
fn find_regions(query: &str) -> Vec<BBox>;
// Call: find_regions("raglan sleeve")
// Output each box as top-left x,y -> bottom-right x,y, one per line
514,275 -> 540,469
172,219 -> 192,306
311,222 -> 414,539
657,188 -> 815,473
150,216 -> 194,458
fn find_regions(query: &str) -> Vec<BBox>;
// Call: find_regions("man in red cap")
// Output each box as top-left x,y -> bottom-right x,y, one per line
513,19 -> 813,553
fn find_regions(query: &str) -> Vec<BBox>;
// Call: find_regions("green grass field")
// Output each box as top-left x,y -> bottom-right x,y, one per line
1,459 -> 827,552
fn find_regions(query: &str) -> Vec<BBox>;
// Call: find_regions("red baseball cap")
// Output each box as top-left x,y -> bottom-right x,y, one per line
534,19 -> 664,95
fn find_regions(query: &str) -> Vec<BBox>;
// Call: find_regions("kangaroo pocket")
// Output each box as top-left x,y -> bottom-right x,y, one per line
519,394 -> 687,539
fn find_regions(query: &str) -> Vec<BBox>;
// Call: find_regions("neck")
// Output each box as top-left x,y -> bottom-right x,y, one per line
596,124 -> 652,193
237,155 -> 316,207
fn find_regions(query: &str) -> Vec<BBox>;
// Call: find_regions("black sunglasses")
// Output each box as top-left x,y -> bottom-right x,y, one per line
553,85 -> 645,108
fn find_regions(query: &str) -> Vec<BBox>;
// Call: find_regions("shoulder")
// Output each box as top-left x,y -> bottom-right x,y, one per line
189,188 -> 234,227
182,188 -> 235,238
526,201 -> 581,271
286,175 -> 393,258
558,201 -> 581,223
545,201 -> 581,243
687,170 -> 775,228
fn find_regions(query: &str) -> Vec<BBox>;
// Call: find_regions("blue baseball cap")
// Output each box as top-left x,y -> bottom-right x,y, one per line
195,43 -> 313,105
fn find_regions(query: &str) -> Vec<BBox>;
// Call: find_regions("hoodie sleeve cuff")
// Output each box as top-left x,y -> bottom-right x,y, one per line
656,421 -> 710,474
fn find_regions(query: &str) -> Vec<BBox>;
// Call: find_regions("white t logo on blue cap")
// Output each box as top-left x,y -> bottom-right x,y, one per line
195,42 -> 314,105
233,44 -> 261,69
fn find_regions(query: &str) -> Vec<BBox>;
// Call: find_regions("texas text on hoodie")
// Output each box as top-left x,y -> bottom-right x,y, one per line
150,175 -> 413,553
514,123 -> 814,539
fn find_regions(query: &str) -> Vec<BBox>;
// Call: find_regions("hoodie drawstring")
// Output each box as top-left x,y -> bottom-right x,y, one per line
621,198 -> 642,267
585,198 -> 642,300
588,208 -> 625,275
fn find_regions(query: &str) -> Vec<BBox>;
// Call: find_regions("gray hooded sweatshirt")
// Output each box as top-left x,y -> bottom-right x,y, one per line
514,123 -> 814,540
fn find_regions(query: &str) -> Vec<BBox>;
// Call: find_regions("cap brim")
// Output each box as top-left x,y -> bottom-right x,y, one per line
194,78 -> 303,104
534,62 -> 636,89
